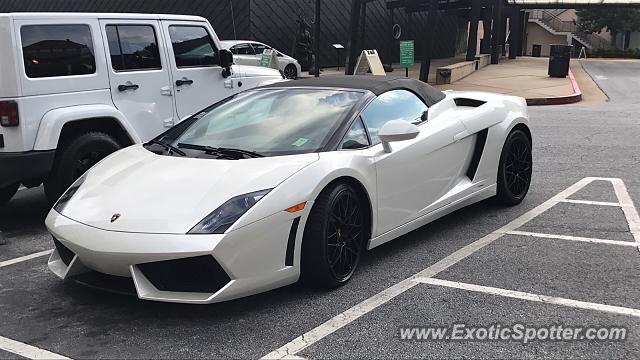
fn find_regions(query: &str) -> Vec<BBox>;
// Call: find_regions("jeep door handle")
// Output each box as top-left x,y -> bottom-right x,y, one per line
118,84 -> 139,91
175,79 -> 194,86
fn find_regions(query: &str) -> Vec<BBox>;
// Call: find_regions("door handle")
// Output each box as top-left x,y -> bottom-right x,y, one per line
118,84 -> 139,92
176,79 -> 194,86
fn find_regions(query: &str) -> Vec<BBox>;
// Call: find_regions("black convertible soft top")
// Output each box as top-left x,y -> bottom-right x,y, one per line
260,75 -> 447,107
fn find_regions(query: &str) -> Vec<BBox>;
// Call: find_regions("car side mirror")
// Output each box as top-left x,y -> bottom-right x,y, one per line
219,49 -> 233,78
378,120 -> 420,153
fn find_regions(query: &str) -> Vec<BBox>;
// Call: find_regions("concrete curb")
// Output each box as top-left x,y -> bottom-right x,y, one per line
526,69 -> 582,106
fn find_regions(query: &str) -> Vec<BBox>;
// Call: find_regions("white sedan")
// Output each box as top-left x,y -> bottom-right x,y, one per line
46,76 -> 532,304
220,40 -> 302,79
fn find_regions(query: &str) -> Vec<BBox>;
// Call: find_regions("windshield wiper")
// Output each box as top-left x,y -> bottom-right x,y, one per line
177,143 -> 264,158
147,139 -> 186,156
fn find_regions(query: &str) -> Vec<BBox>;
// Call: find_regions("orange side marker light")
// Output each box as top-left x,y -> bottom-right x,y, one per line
285,202 -> 306,213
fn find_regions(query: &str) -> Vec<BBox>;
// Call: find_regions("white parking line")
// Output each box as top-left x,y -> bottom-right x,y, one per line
414,278 -> 640,318
506,230 -> 639,247
261,178 -> 598,359
560,199 -> 620,207
0,335 -> 70,359
0,250 -> 52,268
611,178 -> 640,247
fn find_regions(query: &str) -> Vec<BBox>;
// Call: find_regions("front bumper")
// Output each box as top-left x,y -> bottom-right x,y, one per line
45,208 -> 308,304
0,150 -> 55,188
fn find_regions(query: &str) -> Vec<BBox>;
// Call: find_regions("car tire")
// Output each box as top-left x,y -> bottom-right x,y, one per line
0,182 -> 19,207
496,129 -> 532,205
284,64 -> 298,80
45,132 -> 122,204
301,183 -> 366,288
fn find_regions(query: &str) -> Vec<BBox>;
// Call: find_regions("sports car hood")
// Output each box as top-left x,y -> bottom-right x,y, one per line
59,145 -> 318,234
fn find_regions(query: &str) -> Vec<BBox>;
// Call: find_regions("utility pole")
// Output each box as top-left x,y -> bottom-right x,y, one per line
314,0 -> 321,77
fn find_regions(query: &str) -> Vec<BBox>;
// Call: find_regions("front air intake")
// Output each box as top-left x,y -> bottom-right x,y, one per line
52,236 -> 75,266
137,255 -> 231,294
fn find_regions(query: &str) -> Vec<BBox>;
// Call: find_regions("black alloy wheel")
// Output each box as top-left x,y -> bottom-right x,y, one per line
326,187 -> 365,282
302,183 -> 366,288
497,129 -> 532,205
45,132 -> 122,203
284,64 -> 298,80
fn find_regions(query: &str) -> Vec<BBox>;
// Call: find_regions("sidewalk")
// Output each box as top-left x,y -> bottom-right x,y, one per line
301,56 -> 465,84
302,56 -> 606,105
433,57 -> 574,99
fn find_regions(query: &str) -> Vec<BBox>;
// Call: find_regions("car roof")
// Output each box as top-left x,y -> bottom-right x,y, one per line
220,40 -> 265,47
0,13 -> 206,22
260,76 -> 446,107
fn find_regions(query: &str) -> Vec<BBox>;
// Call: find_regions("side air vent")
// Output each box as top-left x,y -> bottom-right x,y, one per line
138,255 -> 231,294
285,217 -> 301,266
52,236 -> 75,266
454,98 -> 486,107
466,129 -> 489,181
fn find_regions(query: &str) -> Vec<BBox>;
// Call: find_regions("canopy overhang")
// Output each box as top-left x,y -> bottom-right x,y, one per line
506,0 -> 640,8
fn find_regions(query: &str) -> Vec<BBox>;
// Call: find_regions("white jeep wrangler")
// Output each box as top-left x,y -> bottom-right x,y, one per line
0,13 -> 283,205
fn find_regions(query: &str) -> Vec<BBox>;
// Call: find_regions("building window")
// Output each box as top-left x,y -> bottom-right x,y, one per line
21,24 -> 96,78
106,25 -> 162,71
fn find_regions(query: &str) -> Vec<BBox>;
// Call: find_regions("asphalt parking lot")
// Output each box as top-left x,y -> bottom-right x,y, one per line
1,60 -> 640,359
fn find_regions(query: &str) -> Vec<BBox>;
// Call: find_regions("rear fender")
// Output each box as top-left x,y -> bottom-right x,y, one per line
34,105 -> 140,151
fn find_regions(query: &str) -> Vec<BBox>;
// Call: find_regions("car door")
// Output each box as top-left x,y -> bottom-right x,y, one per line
362,90 -> 472,235
230,43 -> 258,66
161,21 -> 235,120
101,20 -> 176,141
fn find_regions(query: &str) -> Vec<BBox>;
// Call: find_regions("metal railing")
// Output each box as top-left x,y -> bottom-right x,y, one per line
528,9 -> 611,50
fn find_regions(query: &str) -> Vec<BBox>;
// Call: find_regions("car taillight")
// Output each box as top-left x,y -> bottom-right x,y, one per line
0,101 -> 19,127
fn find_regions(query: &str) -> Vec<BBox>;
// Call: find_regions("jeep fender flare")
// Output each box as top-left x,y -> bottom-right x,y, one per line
33,105 -> 141,151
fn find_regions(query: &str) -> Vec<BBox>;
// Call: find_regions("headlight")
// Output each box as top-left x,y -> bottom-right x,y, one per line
53,173 -> 87,214
188,189 -> 271,234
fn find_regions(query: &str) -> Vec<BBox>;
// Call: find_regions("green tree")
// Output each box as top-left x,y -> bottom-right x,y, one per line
577,8 -> 640,49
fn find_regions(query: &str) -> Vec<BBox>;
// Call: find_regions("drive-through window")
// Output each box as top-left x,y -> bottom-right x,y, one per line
20,24 -> 96,78
105,25 -> 162,71
168,26 -> 219,67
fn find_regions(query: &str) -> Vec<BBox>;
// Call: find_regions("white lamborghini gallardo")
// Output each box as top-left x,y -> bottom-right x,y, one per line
46,76 -> 532,304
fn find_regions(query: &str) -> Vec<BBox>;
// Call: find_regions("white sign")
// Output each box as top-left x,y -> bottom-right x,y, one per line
353,49 -> 386,76
260,49 -> 280,70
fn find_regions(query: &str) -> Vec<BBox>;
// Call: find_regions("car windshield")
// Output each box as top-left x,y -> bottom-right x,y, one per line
162,88 -> 363,157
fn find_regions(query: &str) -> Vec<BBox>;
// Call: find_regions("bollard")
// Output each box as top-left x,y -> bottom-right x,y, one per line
0,230 -> 6,245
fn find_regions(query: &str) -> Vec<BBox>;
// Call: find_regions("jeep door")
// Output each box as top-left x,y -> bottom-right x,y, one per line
161,21 -> 235,120
100,19 -> 176,141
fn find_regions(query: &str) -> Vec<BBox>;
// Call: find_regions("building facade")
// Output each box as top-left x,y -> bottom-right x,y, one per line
0,0 -> 469,67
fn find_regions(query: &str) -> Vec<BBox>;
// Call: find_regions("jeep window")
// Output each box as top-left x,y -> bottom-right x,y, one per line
21,24 -> 96,78
168,26 -> 219,67
106,25 -> 161,71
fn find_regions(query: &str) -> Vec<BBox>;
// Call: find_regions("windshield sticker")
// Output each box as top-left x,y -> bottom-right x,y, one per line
291,138 -> 309,147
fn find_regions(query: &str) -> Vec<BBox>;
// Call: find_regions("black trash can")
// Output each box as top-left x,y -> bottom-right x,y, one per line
532,44 -> 542,57
548,44 -> 572,78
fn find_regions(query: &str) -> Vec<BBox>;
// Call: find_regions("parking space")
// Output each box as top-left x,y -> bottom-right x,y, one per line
0,187 -> 51,262
263,177 -> 640,359
1,179 -> 640,359
298,286 -> 640,359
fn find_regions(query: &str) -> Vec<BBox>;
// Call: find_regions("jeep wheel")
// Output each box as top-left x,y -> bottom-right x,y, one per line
0,183 -> 19,207
45,132 -> 121,203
